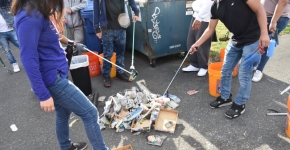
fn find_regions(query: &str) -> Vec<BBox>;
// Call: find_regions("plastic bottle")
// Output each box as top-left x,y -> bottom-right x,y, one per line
286,95 -> 290,138
267,38 -> 276,57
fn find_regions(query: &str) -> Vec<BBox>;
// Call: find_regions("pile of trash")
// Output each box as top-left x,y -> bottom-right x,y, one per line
98,86 -> 180,134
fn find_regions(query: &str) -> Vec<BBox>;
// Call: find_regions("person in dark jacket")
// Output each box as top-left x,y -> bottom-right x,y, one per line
93,0 -> 139,87
0,0 -> 20,72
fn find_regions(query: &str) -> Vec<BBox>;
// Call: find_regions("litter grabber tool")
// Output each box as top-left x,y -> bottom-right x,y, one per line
266,109 -> 287,116
163,49 -> 194,96
82,47 -> 138,81
0,57 -> 13,74
130,21 -> 136,71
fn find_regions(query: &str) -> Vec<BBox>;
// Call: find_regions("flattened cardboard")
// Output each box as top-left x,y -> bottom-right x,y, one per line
131,110 -> 151,132
113,144 -> 133,150
154,108 -> 178,133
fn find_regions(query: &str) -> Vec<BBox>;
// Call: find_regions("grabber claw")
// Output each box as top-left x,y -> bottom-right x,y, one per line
129,69 -> 138,81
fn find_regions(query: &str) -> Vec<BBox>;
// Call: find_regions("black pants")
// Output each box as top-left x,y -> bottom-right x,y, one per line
186,17 -> 213,69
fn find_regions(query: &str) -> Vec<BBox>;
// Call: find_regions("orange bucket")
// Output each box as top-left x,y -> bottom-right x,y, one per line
286,95 -> 290,138
99,53 -> 116,78
208,62 -> 223,97
82,52 -> 101,77
220,48 -> 238,76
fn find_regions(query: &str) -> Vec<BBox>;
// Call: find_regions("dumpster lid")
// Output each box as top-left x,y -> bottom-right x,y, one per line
70,55 -> 89,70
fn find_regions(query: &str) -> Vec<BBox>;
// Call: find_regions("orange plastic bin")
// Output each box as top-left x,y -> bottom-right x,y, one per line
82,52 -> 101,77
99,53 -> 116,78
220,48 -> 238,76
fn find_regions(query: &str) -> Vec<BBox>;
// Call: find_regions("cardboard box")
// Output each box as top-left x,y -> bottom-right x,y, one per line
154,108 -> 178,133
131,110 -> 151,132
113,144 -> 133,150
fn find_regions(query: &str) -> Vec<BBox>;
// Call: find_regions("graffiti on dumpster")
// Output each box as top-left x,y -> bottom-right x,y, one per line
151,7 -> 161,43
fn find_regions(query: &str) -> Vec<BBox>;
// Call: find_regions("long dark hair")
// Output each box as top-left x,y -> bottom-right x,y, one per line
10,0 -> 64,28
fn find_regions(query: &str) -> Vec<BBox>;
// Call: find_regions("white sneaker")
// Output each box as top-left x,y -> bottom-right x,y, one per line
182,65 -> 199,72
12,63 -> 20,73
252,70 -> 263,82
197,68 -> 208,76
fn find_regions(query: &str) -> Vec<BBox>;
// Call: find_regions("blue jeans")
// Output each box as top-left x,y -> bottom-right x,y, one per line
257,17 -> 289,72
102,29 -> 126,77
0,30 -> 19,64
221,41 -> 259,105
47,74 -> 108,150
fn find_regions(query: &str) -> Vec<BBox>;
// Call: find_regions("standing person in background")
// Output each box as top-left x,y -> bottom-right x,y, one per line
189,0 -> 269,119
0,0 -> 20,73
64,0 -> 87,55
93,0 -> 139,88
252,0 -> 290,82
182,0 -> 214,76
12,0 -> 109,149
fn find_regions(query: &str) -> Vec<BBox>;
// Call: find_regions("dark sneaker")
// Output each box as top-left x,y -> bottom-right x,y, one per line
116,72 -> 130,82
225,103 -> 245,119
103,76 -> 111,88
209,94 -> 233,108
68,142 -> 88,150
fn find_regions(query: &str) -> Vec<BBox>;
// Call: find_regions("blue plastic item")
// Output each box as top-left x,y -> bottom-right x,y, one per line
267,39 -> 276,57
80,1 -> 103,53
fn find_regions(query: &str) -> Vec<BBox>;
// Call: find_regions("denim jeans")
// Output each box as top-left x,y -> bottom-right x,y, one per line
102,29 -> 126,77
221,41 -> 259,105
257,17 -> 289,72
47,73 -> 108,150
0,30 -> 19,64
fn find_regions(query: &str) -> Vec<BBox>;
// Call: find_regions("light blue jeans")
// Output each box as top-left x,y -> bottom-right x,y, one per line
102,29 -> 126,77
221,41 -> 259,105
0,30 -> 19,64
47,73 -> 108,150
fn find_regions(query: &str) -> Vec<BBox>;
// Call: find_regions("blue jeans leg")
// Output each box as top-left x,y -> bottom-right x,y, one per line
0,30 -> 19,64
102,30 -> 114,77
257,17 -> 289,72
221,41 -> 259,105
114,30 -> 126,74
47,74 -> 108,150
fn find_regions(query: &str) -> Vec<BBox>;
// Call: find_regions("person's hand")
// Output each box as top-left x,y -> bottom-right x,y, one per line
40,97 -> 55,112
242,48 -> 263,71
96,33 -> 102,39
192,20 -> 201,30
132,15 -> 139,22
74,43 -> 87,53
269,21 -> 277,33
259,33 -> 270,48
66,8 -> 72,14
62,18 -> 67,24
189,44 -> 199,54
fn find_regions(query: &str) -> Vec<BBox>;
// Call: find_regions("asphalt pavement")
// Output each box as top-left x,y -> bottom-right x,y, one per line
1,34 -> 290,150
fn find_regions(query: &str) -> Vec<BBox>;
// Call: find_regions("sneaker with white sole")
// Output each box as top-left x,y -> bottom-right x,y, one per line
182,65 -> 199,72
197,68 -> 207,76
12,63 -> 20,73
225,103 -> 245,119
68,142 -> 88,150
252,70 -> 263,82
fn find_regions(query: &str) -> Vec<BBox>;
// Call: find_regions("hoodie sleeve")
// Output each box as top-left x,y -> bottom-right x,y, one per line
128,0 -> 140,16
70,0 -> 88,13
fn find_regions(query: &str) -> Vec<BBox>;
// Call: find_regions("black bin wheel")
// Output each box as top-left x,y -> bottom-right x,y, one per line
150,59 -> 156,68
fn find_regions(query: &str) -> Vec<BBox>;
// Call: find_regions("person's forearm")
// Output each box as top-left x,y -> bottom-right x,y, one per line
59,35 -> 69,45
271,0 -> 288,24
195,19 -> 218,46
255,7 -> 268,36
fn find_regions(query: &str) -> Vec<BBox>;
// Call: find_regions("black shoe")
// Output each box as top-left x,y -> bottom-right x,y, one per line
225,103 -> 245,119
116,72 -> 130,82
103,76 -> 111,88
67,142 -> 88,150
209,94 -> 233,108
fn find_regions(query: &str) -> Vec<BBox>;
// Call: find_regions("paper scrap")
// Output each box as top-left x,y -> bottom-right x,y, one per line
187,90 -> 199,95
98,96 -> 106,102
